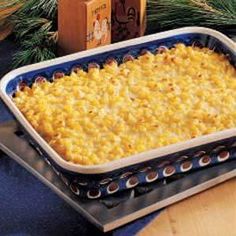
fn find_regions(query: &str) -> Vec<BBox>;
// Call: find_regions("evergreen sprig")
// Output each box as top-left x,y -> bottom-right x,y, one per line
147,0 -> 236,33
1,0 -> 57,67
12,15 -> 52,39
12,27 -> 58,68
15,0 -> 57,19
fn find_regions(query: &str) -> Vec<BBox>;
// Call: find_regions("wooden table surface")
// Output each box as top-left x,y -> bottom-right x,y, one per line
139,178 -> 236,236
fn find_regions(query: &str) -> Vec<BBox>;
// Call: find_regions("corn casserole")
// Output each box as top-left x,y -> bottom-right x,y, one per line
13,44 -> 236,165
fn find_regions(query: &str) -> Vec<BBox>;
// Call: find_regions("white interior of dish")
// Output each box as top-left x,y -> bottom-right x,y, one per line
0,27 -> 236,174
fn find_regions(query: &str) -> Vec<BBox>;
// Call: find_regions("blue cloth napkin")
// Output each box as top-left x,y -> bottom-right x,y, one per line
0,100 -> 12,122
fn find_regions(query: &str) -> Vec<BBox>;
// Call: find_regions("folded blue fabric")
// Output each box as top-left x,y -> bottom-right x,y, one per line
0,100 -> 13,122
0,101 -> 158,236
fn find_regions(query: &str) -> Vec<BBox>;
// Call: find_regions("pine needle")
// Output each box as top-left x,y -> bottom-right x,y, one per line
16,0 -> 57,18
1,0 -> 58,67
12,28 -> 57,67
147,0 -> 236,32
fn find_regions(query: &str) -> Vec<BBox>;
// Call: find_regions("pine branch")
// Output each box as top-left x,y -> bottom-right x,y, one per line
15,0 -> 57,18
12,28 -> 57,67
147,0 -> 236,32
32,0 -> 57,18
12,15 -> 52,39
12,47 -> 56,68
1,0 -> 58,67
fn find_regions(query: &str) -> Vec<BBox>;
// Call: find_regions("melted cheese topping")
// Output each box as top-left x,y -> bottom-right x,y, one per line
14,44 -> 236,165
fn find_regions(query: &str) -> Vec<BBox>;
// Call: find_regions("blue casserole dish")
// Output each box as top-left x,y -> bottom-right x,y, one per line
0,27 -> 236,199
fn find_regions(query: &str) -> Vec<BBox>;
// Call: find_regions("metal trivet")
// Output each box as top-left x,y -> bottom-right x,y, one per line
0,120 -> 235,232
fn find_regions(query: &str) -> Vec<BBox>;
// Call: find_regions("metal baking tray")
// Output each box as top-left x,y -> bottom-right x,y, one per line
0,120 -> 235,232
